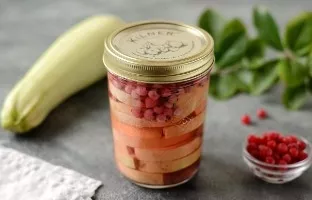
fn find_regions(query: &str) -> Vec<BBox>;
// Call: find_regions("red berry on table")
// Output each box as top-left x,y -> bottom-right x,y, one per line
282,154 -> 292,163
241,114 -> 251,125
298,140 -> 306,150
298,151 -> 308,161
289,147 -> 299,158
257,108 -> 267,119
277,143 -> 288,154
265,156 -> 275,164
267,140 -> 277,149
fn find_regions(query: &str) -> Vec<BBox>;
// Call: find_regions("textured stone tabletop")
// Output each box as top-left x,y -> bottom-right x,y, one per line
1,0 -> 312,199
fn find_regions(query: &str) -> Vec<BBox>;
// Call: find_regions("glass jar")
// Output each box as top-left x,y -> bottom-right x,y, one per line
103,21 -> 214,189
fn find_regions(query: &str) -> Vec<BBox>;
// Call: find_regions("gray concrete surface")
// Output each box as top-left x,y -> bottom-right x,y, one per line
1,0 -> 312,199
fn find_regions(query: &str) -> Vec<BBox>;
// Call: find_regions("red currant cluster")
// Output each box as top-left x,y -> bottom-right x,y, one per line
109,73 -> 207,122
247,132 -> 308,165
241,108 -> 267,125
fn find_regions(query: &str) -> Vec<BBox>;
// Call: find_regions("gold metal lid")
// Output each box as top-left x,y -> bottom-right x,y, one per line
103,20 -> 214,83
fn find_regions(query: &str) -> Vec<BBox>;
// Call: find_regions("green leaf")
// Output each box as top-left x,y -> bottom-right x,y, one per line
235,69 -> 254,92
308,51 -> 312,76
253,6 -> 283,51
209,73 -> 239,100
198,9 -> 226,42
245,38 -> 265,61
250,60 -> 279,95
216,19 -> 248,68
285,12 -> 312,56
282,86 -> 308,110
243,38 -> 265,69
307,78 -> 312,94
278,58 -> 309,88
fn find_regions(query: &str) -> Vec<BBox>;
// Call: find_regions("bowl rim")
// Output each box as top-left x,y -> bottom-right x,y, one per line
243,136 -> 312,168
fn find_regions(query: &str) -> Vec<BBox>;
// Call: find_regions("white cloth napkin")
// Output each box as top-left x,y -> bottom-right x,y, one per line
0,146 -> 102,200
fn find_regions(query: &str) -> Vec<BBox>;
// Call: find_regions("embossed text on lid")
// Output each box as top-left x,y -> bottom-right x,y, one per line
103,21 -> 214,83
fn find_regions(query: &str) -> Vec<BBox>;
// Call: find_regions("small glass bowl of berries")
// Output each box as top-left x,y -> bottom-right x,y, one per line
243,132 -> 312,184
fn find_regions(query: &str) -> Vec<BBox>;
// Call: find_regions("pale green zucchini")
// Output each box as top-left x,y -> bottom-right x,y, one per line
1,15 -> 125,133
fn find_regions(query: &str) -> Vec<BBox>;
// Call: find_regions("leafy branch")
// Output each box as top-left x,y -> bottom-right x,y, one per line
198,6 -> 312,110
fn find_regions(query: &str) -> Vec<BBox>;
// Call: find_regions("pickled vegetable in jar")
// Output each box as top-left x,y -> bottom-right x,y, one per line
103,21 -> 214,189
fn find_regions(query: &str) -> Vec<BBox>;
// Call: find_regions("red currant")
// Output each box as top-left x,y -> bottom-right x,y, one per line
282,154 -> 292,163
288,143 -> 298,149
298,151 -> 308,161
289,147 -> 299,158
287,135 -> 298,143
266,148 -> 273,156
298,140 -> 306,150
277,143 -> 288,154
265,156 -> 275,164
241,114 -> 251,125
257,108 -> 267,119
273,153 -> 281,161
245,132 -> 309,166
247,135 -> 258,144
250,150 -> 260,159
281,136 -> 291,144
267,140 -> 277,149
247,143 -> 258,153
267,132 -> 280,140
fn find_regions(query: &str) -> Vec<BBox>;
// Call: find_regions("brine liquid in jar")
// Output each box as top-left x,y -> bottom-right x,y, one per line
103,21 -> 214,188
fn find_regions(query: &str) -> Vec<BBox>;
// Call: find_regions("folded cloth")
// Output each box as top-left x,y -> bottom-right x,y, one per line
0,146 -> 102,200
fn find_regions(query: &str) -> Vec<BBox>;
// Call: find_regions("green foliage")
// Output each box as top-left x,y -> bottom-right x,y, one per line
198,6 -> 312,110
253,6 -> 284,50
285,12 -> 312,56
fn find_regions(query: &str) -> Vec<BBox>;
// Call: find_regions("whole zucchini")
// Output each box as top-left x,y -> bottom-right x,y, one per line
1,15 -> 125,133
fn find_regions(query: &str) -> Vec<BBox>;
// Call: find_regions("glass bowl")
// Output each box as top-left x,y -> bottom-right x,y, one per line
243,137 -> 312,184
